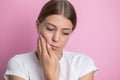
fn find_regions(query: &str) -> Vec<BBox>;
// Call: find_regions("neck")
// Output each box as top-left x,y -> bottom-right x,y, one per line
56,50 -> 63,61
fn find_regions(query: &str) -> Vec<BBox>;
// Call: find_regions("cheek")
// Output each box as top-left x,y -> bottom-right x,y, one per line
60,36 -> 70,46
41,30 -> 52,42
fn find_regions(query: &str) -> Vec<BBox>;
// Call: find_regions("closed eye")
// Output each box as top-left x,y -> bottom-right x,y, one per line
47,27 -> 55,31
63,33 -> 70,35
62,30 -> 72,35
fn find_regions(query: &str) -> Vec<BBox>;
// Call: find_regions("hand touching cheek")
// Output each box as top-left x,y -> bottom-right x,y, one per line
37,35 -> 60,80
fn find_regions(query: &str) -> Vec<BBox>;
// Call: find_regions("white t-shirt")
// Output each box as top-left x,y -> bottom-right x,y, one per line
4,50 -> 98,80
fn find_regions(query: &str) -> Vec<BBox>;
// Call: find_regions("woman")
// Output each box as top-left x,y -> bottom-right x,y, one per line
4,0 -> 98,80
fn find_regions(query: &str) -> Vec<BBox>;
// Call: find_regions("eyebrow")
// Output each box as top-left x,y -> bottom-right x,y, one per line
46,22 -> 72,30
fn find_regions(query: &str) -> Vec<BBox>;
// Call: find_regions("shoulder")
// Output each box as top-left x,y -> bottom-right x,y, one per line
9,51 -> 35,61
7,51 -> 36,68
63,50 -> 92,62
63,50 -> 97,71
4,51 -> 36,79
63,50 -> 98,78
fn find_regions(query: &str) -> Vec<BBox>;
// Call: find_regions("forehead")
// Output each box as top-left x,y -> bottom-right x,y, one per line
43,15 -> 73,29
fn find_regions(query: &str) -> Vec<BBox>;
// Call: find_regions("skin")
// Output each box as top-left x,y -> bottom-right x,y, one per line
8,15 -> 94,80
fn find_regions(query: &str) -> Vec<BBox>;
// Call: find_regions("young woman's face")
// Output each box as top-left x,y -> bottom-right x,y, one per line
37,15 -> 73,52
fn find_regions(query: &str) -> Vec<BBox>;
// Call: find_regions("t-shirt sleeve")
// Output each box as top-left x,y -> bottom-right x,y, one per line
77,56 -> 98,78
4,55 -> 27,80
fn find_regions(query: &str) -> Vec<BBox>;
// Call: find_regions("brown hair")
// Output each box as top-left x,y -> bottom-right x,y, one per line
38,0 -> 77,30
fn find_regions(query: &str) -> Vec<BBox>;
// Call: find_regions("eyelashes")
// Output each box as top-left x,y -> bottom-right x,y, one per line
46,28 -> 70,35
46,27 -> 55,31
46,24 -> 71,36
63,33 -> 70,35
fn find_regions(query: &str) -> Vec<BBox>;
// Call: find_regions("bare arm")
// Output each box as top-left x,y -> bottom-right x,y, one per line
78,71 -> 94,80
8,75 -> 25,80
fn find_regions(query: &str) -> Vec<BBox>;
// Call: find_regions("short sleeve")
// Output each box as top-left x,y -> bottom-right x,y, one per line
77,56 -> 98,78
4,55 -> 27,80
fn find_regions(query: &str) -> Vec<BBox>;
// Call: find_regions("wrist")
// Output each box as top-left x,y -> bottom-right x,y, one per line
45,77 -> 57,80
44,74 -> 59,80
44,73 -> 56,80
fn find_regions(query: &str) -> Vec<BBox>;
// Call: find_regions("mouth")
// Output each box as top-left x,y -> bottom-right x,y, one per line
50,44 -> 59,50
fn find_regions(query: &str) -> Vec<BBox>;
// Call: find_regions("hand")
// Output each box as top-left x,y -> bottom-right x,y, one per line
37,34 -> 60,80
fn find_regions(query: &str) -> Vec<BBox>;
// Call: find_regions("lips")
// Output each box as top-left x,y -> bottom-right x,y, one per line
50,44 -> 59,50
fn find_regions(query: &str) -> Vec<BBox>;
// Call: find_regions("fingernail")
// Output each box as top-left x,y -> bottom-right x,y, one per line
47,43 -> 51,48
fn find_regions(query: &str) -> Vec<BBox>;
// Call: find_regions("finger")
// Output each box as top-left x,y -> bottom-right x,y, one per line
37,36 -> 42,58
47,43 -> 56,57
40,34 -> 48,56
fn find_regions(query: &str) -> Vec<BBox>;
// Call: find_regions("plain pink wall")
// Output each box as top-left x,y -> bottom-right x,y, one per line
0,0 -> 120,80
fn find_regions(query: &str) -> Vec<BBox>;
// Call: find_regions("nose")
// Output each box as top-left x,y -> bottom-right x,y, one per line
52,31 -> 60,42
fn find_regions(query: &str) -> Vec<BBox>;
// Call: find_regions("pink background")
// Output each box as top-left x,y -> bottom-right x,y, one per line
0,0 -> 120,80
